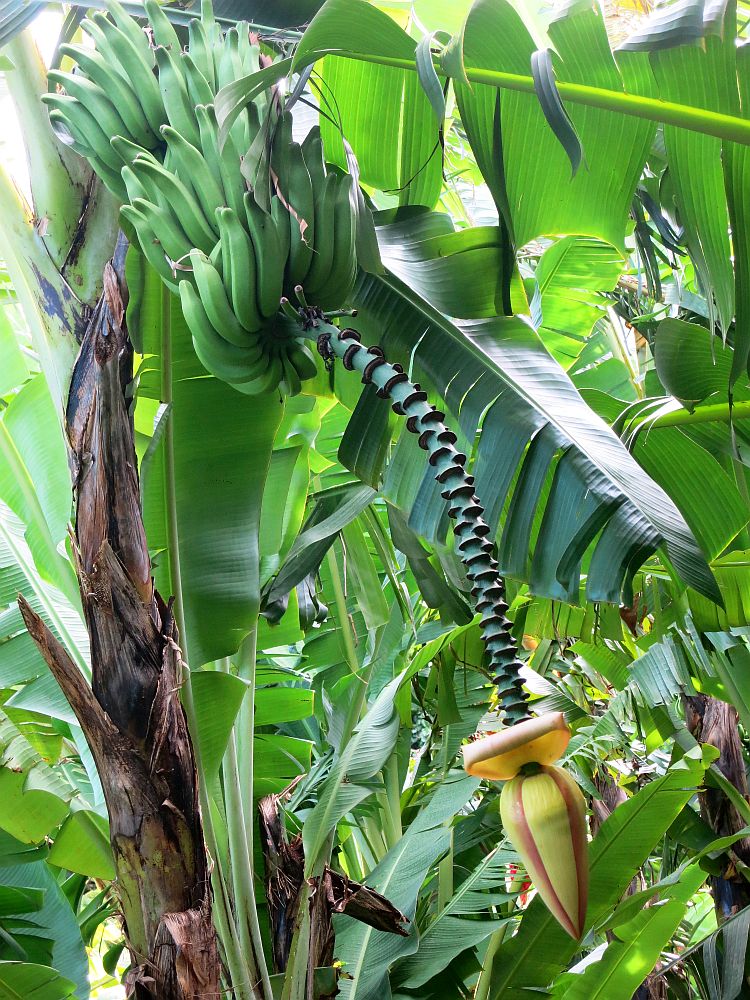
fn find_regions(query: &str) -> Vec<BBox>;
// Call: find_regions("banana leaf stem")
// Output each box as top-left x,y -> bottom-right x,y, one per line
303,315 -> 530,724
234,630 -> 274,1000
643,399 -> 750,429
298,49 -> 750,148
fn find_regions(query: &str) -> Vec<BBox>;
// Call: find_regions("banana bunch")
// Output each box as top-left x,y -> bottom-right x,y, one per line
44,0 -> 367,394
43,0 -> 263,201
272,115 -> 361,312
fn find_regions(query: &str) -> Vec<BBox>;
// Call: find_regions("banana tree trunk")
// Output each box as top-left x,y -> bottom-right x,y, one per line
20,241 -> 219,999
684,694 -> 750,917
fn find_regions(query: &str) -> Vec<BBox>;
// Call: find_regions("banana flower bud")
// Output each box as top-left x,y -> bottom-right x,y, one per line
500,763 -> 588,939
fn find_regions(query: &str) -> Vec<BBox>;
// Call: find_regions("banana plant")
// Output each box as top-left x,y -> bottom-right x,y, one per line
0,0 -> 749,997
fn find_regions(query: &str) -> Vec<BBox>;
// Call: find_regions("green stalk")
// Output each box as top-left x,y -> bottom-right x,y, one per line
298,49 -> 750,146
643,399 -> 750,428
233,629 -> 274,1000
158,284 -> 252,996
473,924 -> 508,1000
384,752 -> 403,842
5,30 -> 90,268
437,827 -> 454,914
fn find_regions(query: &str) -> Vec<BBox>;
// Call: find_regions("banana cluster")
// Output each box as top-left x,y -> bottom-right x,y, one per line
42,0 -> 367,395
272,112 -> 360,311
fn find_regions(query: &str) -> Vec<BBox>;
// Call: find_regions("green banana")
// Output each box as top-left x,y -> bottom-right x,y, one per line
243,193 -> 284,320
106,0 -> 154,55
131,156 -> 216,252
187,16 -> 216,91
120,203 -> 179,291
279,355 -> 301,398
216,207 -> 262,334
300,126 -> 326,193
271,197 -> 291,265
303,172 -> 338,299
111,135 -> 158,168
180,280 -> 266,385
154,45 -> 201,148
42,93 -> 124,173
319,172 -> 357,309
189,248 -> 257,349
143,0 -> 181,51
209,240 -> 223,271
196,104 -> 245,219
233,350 -> 283,396
215,25 -> 241,92
236,21 -> 260,75
121,164 -> 150,203
57,43 -> 158,148
200,0 -> 223,49
85,14 -> 165,134
285,142 -> 315,288
180,51 -> 214,107
160,125 -> 224,234
48,70 -> 131,145
286,341 -> 318,382
131,196 -> 193,264
48,107 -> 127,196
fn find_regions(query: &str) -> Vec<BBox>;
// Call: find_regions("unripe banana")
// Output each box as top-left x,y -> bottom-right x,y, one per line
500,764 -> 588,939
285,142 -> 315,288
189,248 -> 257,348
57,44 -> 158,148
111,135 -> 157,168
143,0 -> 181,51
180,279 -> 266,385
279,355 -> 302,398
84,14 -> 165,134
42,93 -> 124,174
304,172 -> 338,300
319,171 -> 357,309
216,207 -> 262,333
120,203 -> 180,292
160,125 -> 224,235
233,350 -> 284,397
271,197 -> 291,265
154,45 -> 201,149
286,341 -> 318,382
243,193 -> 284,320
196,104 -> 246,219
180,51 -> 214,108
131,156 -> 216,252
187,15 -> 216,91
131,196 -> 193,264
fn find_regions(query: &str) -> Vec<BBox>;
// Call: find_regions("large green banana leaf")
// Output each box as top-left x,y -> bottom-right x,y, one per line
132,257 -> 284,666
334,772 -> 480,1000
339,262 -> 718,605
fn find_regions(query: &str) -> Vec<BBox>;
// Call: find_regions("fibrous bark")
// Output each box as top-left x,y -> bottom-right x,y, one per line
258,786 -> 408,998
685,694 -> 750,917
20,243 -> 218,999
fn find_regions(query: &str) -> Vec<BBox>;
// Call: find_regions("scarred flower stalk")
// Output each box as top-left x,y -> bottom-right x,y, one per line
305,314 -> 530,724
